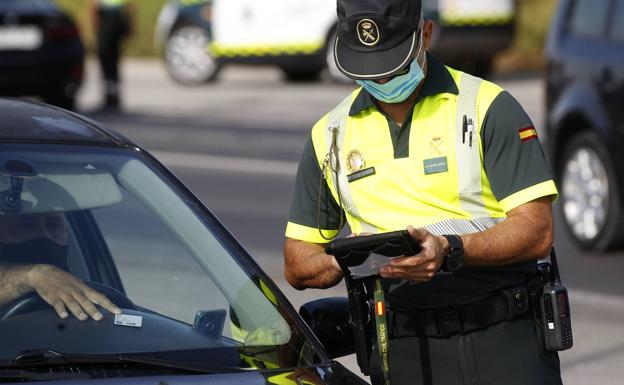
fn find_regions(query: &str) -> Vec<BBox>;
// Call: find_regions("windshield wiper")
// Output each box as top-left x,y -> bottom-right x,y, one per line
0,369 -> 91,383
3,349 -> 245,375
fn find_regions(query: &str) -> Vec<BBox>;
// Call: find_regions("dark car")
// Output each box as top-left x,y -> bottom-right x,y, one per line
0,0 -> 84,109
545,0 -> 624,250
0,99 -> 365,385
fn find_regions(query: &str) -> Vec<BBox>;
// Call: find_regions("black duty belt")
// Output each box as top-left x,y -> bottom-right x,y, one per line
389,286 -> 533,339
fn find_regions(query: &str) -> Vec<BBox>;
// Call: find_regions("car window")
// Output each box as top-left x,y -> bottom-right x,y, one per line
567,0 -> 611,38
611,0 -> 624,41
0,145 -> 317,371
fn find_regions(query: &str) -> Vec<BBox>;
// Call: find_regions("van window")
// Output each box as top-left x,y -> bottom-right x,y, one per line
568,0 -> 610,38
611,0 -> 624,41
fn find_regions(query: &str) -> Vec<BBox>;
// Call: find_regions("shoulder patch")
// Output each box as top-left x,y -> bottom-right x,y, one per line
518,127 -> 538,142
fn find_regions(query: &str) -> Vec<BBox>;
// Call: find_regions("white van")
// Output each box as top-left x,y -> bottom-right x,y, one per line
154,0 -> 516,85
154,0 -> 341,84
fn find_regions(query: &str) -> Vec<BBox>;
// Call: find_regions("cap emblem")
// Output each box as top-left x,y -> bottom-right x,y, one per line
357,19 -> 380,46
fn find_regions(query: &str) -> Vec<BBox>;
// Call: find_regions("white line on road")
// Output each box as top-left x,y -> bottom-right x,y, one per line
153,151 -> 298,176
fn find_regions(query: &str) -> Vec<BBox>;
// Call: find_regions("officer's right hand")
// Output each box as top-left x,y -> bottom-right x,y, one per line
379,226 -> 446,282
27,264 -> 121,321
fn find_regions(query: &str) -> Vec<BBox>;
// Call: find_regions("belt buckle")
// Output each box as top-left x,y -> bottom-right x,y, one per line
435,308 -> 462,338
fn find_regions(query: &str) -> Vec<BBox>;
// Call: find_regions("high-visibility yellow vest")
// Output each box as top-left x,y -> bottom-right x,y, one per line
310,68 -> 529,237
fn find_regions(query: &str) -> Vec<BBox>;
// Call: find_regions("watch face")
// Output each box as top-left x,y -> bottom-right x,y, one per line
445,250 -> 464,272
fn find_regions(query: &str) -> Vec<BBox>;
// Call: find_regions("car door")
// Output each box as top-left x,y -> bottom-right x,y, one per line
604,0 -> 624,179
435,0 -> 515,25
562,0 -> 613,131
211,0 -> 334,53
606,0 -> 624,132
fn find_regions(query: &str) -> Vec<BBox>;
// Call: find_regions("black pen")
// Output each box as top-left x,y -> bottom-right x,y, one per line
468,118 -> 474,147
462,115 -> 467,143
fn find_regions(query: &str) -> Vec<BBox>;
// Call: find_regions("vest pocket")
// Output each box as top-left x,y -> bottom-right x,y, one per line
456,139 -> 482,194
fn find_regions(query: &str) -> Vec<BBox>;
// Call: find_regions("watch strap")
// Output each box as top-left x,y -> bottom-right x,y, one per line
442,234 -> 464,272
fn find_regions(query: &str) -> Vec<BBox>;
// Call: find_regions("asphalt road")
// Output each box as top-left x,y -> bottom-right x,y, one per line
77,59 -> 624,384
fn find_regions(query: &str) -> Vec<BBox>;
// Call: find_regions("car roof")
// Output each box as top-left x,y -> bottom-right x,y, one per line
0,0 -> 59,14
0,99 -> 133,147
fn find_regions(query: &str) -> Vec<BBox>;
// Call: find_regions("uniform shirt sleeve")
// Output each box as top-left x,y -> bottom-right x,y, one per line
481,91 -> 558,213
285,135 -> 344,243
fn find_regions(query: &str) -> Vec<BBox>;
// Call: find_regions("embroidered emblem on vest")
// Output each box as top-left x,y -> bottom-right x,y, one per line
429,136 -> 445,156
347,150 -> 366,173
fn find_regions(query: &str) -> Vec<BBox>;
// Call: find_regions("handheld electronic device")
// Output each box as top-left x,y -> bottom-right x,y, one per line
326,230 -> 421,274
539,249 -> 573,351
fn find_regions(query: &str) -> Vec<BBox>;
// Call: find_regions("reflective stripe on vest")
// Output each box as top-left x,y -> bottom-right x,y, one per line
455,72 -> 490,218
320,71 -> 505,236
323,94 -> 378,235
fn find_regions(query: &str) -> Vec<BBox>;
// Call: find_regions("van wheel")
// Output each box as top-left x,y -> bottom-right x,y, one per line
165,26 -> 220,85
558,131 -> 624,251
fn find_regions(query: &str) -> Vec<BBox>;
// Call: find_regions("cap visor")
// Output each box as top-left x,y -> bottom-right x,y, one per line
334,31 -> 417,80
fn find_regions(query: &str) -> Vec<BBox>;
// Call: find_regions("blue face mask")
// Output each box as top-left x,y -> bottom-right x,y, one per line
356,31 -> 426,104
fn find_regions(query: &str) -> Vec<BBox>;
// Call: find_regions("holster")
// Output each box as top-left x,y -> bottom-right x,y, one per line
345,277 -> 372,375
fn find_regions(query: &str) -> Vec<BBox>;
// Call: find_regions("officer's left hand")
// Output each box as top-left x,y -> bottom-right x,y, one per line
379,226 -> 447,282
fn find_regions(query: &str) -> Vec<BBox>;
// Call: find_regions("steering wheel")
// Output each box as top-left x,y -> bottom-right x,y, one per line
0,281 -> 136,321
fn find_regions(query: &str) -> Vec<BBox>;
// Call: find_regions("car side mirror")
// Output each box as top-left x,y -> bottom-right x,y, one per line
299,297 -> 355,359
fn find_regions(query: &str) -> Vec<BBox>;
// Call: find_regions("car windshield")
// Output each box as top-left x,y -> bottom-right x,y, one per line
0,144 -> 318,371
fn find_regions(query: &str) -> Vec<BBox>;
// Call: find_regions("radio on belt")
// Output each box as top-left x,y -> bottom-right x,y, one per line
538,248 -> 573,352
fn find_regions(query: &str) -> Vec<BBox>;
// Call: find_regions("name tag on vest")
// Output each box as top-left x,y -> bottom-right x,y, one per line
423,157 -> 448,175
348,167 -> 376,182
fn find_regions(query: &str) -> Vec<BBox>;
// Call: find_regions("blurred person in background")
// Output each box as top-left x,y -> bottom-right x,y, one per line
90,0 -> 133,111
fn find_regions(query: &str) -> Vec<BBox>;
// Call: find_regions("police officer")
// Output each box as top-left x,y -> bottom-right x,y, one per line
283,0 -> 562,384
92,0 -> 132,110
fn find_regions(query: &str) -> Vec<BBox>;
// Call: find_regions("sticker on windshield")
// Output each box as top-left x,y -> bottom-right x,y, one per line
114,314 -> 143,328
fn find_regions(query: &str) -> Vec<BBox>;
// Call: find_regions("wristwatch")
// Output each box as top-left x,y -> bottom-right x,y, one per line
441,235 -> 464,272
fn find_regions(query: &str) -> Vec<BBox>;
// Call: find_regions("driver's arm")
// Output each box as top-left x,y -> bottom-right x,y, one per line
0,264 -> 121,320
0,264 -> 33,306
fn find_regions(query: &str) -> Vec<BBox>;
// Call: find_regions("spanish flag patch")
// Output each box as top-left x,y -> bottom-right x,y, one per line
518,127 -> 538,142
376,301 -> 385,316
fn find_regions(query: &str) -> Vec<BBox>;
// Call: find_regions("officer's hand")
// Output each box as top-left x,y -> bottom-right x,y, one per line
27,264 -> 122,321
379,226 -> 447,282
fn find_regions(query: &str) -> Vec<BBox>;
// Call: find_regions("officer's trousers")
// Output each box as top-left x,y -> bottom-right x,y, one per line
369,315 -> 563,385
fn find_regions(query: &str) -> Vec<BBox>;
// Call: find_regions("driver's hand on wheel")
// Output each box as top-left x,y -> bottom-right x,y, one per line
27,264 -> 122,321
